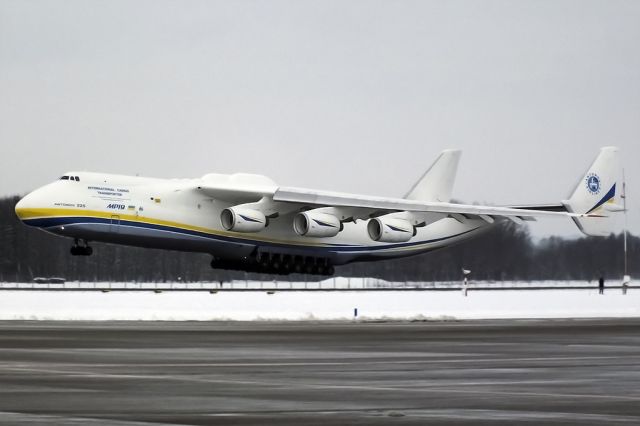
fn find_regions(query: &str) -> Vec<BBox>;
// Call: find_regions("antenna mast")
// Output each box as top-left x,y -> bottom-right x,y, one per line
623,169 -> 628,278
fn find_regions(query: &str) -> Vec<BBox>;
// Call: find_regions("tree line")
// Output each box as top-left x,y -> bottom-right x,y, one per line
1,196 -> 636,282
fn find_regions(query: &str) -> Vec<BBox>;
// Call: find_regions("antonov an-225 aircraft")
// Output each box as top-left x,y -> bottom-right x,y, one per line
15,147 -> 621,276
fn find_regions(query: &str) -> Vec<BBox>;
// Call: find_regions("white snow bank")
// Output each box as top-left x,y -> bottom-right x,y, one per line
0,278 -> 625,291
0,287 -> 637,321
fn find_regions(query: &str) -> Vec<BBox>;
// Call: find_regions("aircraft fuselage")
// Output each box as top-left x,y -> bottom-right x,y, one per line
15,172 -> 488,274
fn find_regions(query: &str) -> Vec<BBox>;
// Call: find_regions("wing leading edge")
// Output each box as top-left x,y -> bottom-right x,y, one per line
273,187 -> 597,222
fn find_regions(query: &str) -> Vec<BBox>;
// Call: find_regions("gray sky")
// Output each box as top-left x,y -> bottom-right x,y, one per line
1,0 -> 638,238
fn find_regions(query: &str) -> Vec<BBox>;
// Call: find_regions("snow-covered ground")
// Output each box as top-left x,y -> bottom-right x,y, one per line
0,277 -> 620,290
0,279 -> 636,321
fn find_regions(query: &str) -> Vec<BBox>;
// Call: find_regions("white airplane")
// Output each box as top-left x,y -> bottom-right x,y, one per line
15,147 -> 621,276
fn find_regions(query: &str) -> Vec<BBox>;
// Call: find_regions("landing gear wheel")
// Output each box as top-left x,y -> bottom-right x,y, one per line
323,265 -> 335,276
70,240 -> 92,256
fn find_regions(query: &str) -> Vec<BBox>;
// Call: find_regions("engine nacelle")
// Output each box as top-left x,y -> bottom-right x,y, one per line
367,217 -> 414,243
293,211 -> 341,237
221,207 -> 266,233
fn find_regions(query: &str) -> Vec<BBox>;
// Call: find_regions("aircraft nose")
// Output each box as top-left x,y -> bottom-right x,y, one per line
15,194 -> 30,221
14,191 -> 42,223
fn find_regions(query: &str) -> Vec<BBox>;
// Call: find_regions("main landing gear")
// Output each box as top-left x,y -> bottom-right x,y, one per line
70,239 -> 93,256
258,253 -> 335,276
210,253 -> 335,276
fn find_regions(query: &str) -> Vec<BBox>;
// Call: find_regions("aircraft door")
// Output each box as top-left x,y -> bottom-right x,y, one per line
110,215 -> 120,233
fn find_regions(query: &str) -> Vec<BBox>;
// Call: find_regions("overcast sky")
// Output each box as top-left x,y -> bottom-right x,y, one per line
1,0 -> 638,238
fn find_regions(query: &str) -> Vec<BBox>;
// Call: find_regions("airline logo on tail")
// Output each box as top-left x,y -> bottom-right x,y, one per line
586,173 -> 601,195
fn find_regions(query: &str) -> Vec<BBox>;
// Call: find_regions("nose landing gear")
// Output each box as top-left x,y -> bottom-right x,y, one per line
70,239 -> 93,256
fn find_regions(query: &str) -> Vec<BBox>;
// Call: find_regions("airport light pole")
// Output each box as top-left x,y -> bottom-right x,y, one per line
622,169 -> 630,285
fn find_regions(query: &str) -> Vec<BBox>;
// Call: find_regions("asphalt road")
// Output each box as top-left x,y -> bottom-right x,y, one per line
0,319 -> 640,425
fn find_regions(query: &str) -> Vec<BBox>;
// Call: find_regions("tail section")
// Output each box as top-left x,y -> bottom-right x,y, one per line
563,146 -> 622,236
404,149 -> 461,202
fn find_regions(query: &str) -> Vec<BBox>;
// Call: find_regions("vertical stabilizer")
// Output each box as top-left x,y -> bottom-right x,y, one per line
563,146 -> 621,236
404,149 -> 461,202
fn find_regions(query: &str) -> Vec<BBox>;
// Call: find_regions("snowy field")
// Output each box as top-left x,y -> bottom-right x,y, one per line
0,279 -> 637,321
0,277 -> 621,290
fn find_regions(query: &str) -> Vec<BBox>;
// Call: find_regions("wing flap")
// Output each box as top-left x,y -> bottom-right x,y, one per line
508,204 -> 567,212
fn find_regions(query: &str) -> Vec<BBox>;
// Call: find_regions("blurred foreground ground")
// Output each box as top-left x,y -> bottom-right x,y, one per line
0,320 -> 640,425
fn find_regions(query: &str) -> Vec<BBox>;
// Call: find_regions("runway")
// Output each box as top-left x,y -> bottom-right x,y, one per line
0,320 -> 640,425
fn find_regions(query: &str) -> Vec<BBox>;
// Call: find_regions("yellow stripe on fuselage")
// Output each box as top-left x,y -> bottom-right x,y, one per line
14,207 -> 456,253
14,207 -> 343,248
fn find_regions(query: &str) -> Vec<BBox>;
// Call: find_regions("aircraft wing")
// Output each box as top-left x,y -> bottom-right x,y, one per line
195,173 -> 278,203
273,187 -> 602,223
197,183 -> 275,203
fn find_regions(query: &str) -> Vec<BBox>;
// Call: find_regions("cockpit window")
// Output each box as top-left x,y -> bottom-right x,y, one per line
74,176 -> 80,182
60,176 -> 69,180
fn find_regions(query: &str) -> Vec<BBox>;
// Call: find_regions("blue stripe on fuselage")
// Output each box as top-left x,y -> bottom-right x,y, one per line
23,216 -> 481,253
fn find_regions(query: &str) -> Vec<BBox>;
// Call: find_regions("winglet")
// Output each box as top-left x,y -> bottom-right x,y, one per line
404,149 -> 462,202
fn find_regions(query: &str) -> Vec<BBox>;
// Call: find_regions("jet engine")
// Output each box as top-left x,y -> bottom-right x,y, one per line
367,217 -> 414,243
221,207 -> 266,233
293,211 -> 341,237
